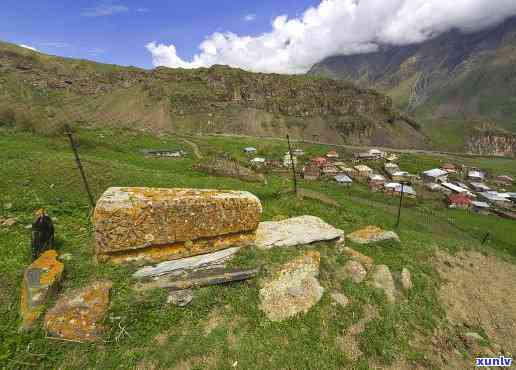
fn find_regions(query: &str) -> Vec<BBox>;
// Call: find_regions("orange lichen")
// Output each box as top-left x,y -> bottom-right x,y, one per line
44,281 -> 112,342
347,226 -> 384,239
20,250 -> 64,330
99,231 -> 256,265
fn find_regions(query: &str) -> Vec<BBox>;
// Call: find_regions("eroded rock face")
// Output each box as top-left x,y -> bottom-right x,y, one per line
347,226 -> 399,245
339,260 -> 367,283
93,187 -> 262,264
341,247 -> 374,271
259,251 -> 324,321
255,215 -> 343,250
44,281 -> 112,342
20,250 -> 64,330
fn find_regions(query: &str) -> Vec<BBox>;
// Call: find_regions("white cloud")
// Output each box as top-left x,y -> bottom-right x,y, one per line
244,14 -> 256,22
81,4 -> 129,17
40,42 -> 71,48
146,0 -> 516,74
19,44 -> 37,52
89,48 -> 107,55
136,7 -> 150,13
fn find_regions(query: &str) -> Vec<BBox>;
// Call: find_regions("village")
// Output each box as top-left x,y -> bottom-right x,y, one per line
242,145 -> 516,220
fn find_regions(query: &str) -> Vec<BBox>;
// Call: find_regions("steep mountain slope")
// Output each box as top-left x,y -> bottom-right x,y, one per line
0,41 -> 424,148
309,16 -> 516,153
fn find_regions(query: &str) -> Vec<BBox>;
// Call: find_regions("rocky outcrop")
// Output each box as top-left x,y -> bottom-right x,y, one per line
347,226 -> 399,245
338,260 -> 367,283
259,251 -> 324,321
255,215 -> 343,250
93,187 -> 262,264
44,281 -> 112,342
467,126 -> 516,157
369,265 -> 396,303
20,250 -> 64,330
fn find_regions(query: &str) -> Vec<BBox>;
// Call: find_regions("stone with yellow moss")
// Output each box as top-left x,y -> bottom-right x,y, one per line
93,187 -> 262,264
20,250 -> 64,330
44,280 -> 112,342
346,226 -> 399,245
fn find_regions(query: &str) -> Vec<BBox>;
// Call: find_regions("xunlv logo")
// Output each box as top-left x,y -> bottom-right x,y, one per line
476,356 -> 512,367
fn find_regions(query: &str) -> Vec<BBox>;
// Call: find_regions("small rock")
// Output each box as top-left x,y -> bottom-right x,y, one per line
341,247 -> 374,271
20,250 -> 64,330
4,202 -> 13,210
347,226 -> 400,245
1,217 -> 17,227
255,215 -> 344,250
339,260 -> 367,283
330,292 -> 350,307
44,280 -> 112,342
259,251 -> 324,321
464,332 -> 485,342
401,268 -> 413,291
167,289 -> 194,307
50,184 -> 55,189
58,253 -> 73,262
370,265 -> 396,303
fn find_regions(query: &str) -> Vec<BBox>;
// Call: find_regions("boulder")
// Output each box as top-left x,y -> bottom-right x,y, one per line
259,251 -> 324,321
93,187 -> 262,264
330,292 -> 350,308
347,226 -> 399,245
167,289 -> 194,307
20,250 -> 64,330
370,265 -> 396,303
255,215 -> 343,250
338,260 -> 367,283
341,247 -> 374,271
44,281 -> 112,342
401,268 -> 413,291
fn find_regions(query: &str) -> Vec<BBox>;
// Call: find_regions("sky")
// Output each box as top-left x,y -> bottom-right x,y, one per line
3,0 -> 516,74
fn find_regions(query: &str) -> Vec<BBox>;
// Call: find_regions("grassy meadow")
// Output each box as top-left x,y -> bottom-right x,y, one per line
1,127 -> 515,369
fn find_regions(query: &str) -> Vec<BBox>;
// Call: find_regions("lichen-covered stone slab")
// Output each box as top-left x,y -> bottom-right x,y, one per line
347,226 -> 399,245
20,250 -> 64,330
259,251 -> 324,321
93,187 -> 262,263
44,281 -> 112,342
255,215 -> 343,250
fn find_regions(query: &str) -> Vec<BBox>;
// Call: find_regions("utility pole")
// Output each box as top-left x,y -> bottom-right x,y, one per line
65,124 -> 95,208
286,134 -> 298,195
395,182 -> 405,228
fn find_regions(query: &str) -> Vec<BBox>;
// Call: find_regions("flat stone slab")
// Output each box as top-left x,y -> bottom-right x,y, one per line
20,250 -> 64,330
347,226 -> 399,245
93,187 -> 262,263
255,215 -> 343,250
44,281 -> 112,342
133,247 -> 241,279
259,251 -> 324,321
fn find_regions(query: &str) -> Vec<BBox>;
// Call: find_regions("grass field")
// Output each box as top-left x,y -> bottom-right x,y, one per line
1,127 -> 515,369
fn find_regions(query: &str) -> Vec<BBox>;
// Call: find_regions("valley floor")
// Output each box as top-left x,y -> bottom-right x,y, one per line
1,128 -> 515,369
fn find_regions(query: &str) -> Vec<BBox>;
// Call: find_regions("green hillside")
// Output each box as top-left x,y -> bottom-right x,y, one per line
1,127 -> 515,369
0,41 -> 424,149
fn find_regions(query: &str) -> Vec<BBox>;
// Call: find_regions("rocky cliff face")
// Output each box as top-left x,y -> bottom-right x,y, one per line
467,126 -> 516,157
0,41 -> 425,148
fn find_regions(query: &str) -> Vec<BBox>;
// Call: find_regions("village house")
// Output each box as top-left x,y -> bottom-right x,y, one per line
422,168 -> 448,183
495,175 -> 514,186
469,182 -> 491,192
311,157 -> 328,168
368,173 -> 386,190
384,163 -> 400,176
479,191 -> 511,207
265,159 -> 282,169
354,148 -> 385,161
441,163 -> 458,174
354,164 -> 373,178
250,157 -> 266,166
441,182 -> 475,197
243,147 -> 257,154
333,162 -> 348,171
467,170 -> 486,181
471,201 -> 490,214
283,152 -> 298,168
293,149 -> 305,156
384,182 -> 417,198
335,174 -> 353,186
326,150 -> 339,160
322,164 -> 339,177
303,165 -> 321,181
391,170 -> 412,183
447,194 -> 472,209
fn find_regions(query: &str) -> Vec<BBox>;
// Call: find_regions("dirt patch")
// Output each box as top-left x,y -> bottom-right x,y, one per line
203,308 -> 224,336
337,304 -> 379,361
435,250 -> 516,354
154,332 -> 169,346
172,355 -> 217,370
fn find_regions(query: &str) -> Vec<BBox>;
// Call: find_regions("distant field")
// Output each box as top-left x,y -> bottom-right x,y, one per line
1,128 -> 514,369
